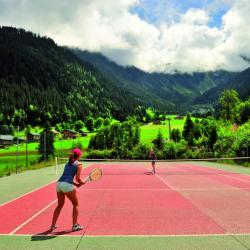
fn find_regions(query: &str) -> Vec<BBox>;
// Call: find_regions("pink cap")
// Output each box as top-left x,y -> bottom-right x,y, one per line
72,148 -> 82,157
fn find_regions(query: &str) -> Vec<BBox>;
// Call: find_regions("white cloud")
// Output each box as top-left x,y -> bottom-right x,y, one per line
0,0 -> 250,73
181,8 -> 210,25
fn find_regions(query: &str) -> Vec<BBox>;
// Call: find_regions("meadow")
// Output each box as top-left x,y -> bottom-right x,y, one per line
0,115 -> 204,176
0,136 -> 92,176
140,118 -> 185,145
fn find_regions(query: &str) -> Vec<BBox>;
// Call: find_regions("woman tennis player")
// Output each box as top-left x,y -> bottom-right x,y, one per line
50,148 -> 85,232
149,148 -> 157,174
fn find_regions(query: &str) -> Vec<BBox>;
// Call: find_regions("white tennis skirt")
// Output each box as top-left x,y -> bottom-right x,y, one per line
56,182 -> 74,193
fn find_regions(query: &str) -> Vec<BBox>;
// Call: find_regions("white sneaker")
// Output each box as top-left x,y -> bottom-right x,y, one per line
50,225 -> 58,231
72,224 -> 83,231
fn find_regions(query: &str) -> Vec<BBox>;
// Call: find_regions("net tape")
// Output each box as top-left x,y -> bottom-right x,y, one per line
55,157 -> 250,176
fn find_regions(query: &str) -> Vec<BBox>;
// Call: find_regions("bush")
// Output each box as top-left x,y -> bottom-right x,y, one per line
154,150 -> 164,160
174,140 -> 188,159
75,120 -> 84,131
213,127 -> 236,157
153,130 -> 165,150
131,144 -> 150,159
171,128 -> 182,142
163,142 -> 176,159
233,121 -> 250,157
86,149 -> 118,159
184,148 -> 201,159
73,141 -> 83,150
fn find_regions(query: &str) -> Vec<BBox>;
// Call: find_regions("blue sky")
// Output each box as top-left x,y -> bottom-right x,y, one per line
131,0 -> 230,28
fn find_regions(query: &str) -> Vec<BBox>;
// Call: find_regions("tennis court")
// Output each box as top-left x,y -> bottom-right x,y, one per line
1,159 -> 250,249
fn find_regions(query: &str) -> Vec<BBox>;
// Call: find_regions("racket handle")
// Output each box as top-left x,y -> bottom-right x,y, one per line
83,176 -> 90,183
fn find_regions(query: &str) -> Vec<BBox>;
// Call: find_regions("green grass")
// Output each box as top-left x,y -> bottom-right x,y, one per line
0,156 -> 56,177
146,107 -> 155,117
0,235 -> 249,250
140,119 -> 185,145
0,142 -> 39,154
54,136 -> 92,152
140,116 -> 201,145
0,135 -> 92,176
12,126 -> 43,137
0,135 -> 92,155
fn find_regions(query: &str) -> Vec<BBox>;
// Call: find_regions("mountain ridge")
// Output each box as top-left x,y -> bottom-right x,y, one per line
194,67 -> 250,104
0,26 -> 144,126
72,49 -> 236,111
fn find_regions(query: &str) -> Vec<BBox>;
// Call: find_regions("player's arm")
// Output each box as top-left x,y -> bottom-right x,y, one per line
74,164 -> 85,187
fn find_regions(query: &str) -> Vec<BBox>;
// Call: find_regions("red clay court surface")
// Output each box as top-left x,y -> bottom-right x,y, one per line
1,162 -> 250,236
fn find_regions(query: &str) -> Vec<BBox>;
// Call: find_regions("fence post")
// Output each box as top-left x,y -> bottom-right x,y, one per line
15,126 -> 19,174
55,157 -> 58,175
247,139 -> 249,166
44,131 -> 46,167
26,137 -> 28,168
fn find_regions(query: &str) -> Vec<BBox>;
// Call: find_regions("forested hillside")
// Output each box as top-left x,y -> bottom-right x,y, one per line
194,67 -> 250,104
1,26 -> 249,130
0,26 -> 144,128
73,50 -> 235,111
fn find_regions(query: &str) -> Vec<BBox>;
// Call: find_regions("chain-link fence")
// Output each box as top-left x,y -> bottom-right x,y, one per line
0,126 -> 86,176
0,124 -> 249,177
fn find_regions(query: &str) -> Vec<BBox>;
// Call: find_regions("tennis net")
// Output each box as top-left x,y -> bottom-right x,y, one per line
55,156 -> 250,176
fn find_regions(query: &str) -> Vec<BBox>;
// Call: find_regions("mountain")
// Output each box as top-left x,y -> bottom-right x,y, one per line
72,49 -> 234,111
1,25 -> 246,128
194,67 -> 250,104
0,26 -> 144,127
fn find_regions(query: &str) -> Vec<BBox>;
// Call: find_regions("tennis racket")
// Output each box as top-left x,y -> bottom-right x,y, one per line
83,168 -> 102,183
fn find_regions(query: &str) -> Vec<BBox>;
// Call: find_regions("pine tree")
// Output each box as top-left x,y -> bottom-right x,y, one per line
208,126 -> 217,151
153,130 -> 165,150
85,117 -> 94,132
182,114 -> 194,141
219,89 -> 240,122
171,128 -> 181,142
39,121 -> 55,161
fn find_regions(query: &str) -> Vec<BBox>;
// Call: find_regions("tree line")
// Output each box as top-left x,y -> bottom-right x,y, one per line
86,89 -> 250,161
0,26 -> 146,130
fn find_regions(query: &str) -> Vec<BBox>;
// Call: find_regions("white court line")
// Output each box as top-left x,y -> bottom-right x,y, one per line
81,233 -> 250,237
221,174 -> 250,184
3,232 -> 250,237
176,187 -> 250,191
154,174 -> 176,190
7,163 -> 102,235
0,180 -> 56,207
182,162 -> 249,175
151,172 -> 243,192
83,188 -> 170,191
82,187 -> 250,191
184,164 -> 250,184
9,200 -> 57,235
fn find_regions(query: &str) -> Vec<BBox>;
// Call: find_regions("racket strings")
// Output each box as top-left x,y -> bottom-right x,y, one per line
89,169 -> 102,181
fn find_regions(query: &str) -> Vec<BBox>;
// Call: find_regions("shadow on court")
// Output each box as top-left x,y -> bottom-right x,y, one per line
144,171 -> 154,175
31,228 -> 85,241
31,235 -> 57,241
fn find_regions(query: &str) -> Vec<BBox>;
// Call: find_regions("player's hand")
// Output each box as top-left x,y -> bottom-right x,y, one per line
73,182 -> 82,187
